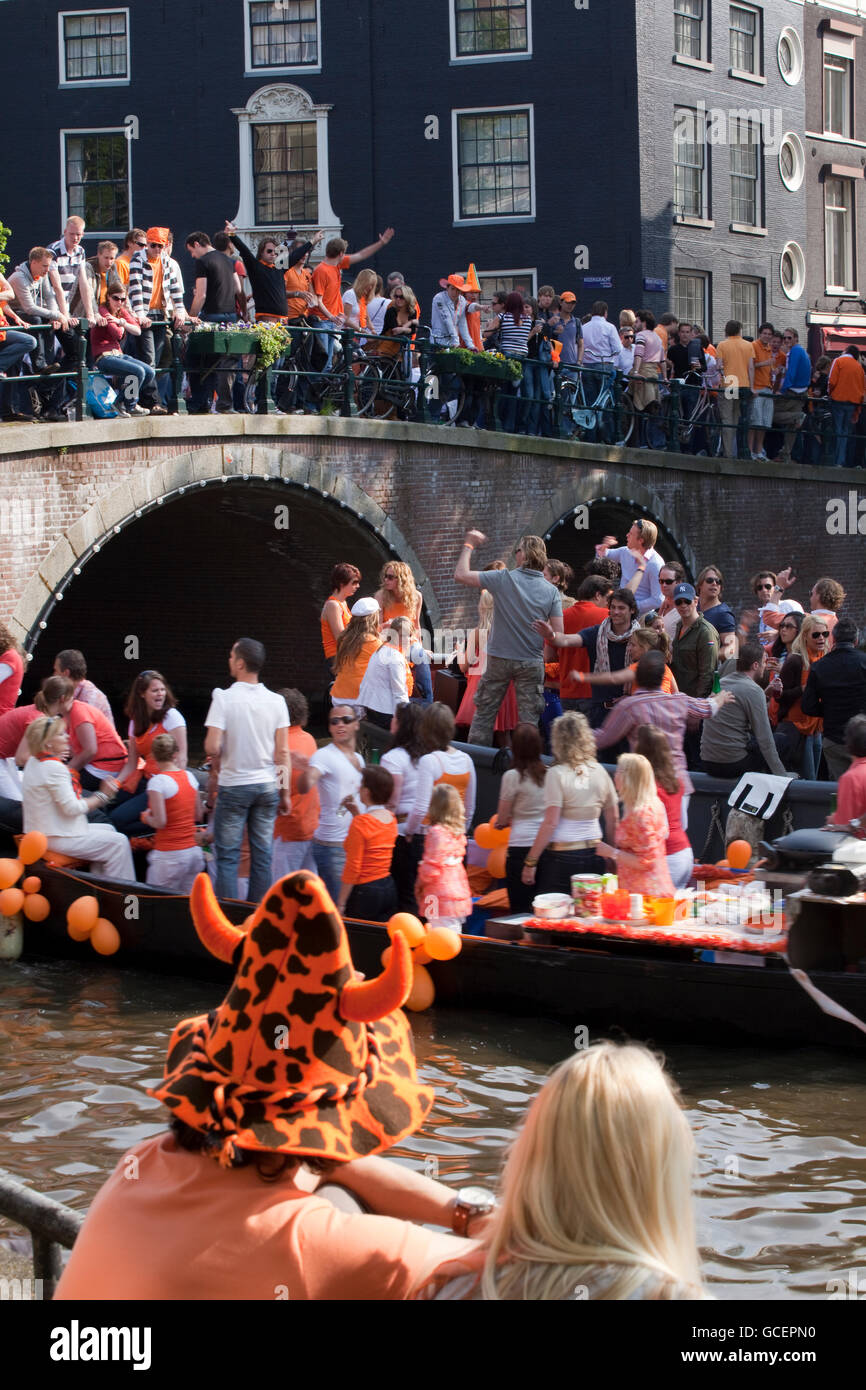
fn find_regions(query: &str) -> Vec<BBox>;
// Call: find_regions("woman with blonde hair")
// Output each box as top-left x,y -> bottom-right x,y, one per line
522,710 -> 618,896
774,613 -> 827,779
21,716 -> 134,880
635,726 -> 692,889
375,560 -> 422,630
418,1041 -> 706,1300
342,268 -> 378,336
331,598 -> 383,705
602,752 -> 674,897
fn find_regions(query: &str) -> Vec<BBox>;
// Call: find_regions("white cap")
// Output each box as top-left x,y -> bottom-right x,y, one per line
351,596 -> 380,617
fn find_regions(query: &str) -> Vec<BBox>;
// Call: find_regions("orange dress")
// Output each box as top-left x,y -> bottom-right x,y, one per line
615,803 -> 674,896
321,598 -> 351,661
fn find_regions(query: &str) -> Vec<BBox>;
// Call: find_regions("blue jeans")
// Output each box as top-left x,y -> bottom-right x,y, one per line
188,312 -> 237,413
801,732 -> 823,782
830,400 -> 855,468
521,359 -> 552,436
96,354 -> 155,405
0,330 -> 38,414
312,840 -> 346,902
410,659 -> 433,703
214,782 -> 280,902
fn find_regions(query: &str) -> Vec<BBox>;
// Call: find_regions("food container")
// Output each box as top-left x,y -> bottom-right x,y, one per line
532,893 -> 574,921
600,890 -> 631,921
599,873 -> 619,892
571,874 -> 603,916
646,896 -> 676,926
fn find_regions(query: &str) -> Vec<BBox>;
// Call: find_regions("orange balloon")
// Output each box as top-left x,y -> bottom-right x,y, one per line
425,926 -> 462,961
412,942 -> 431,966
486,845 -> 507,879
23,893 -> 50,922
380,945 -> 393,968
91,918 -> 120,955
0,887 -> 24,916
0,858 -> 23,890
386,912 -> 426,948
67,895 -> 99,934
473,822 -> 498,851
68,918 -> 93,942
19,831 -> 48,866
488,826 -> 510,848
726,839 -> 752,870
405,962 -> 435,1011
21,876 -> 42,895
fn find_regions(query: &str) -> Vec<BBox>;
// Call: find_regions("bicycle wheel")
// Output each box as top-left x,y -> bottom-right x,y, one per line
355,359 -> 381,416
558,378 -> 581,437
616,397 -> 637,447
704,402 -> 723,457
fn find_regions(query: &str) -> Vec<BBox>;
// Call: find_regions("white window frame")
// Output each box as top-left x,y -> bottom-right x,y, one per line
231,84 -> 339,242
822,36 -> 854,140
452,104 -> 536,226
729,2 -> 762,79
729,117 -> 763,230
58,7 -> 130,88
674,0 -> 709,65
60,125 -> 132,237
243,0 -> 322,78
730,275 -> 763,339
448,0 -> 532,65
674,107 -> 709,221
824,176 -> 856,294
673,270 -> 710,334
476,268 -> 538,299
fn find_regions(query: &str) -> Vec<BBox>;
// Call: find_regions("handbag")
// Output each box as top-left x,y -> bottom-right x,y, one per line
86,372 -> 119,419
728,772 -> 793,821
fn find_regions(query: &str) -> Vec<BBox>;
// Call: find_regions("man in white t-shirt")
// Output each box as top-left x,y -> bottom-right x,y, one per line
299,705 -> 364,903
204,638 -> 290,902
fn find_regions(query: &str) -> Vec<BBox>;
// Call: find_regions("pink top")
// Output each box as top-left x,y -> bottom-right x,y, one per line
616,802 -> 675,896
416,825 -> 472,921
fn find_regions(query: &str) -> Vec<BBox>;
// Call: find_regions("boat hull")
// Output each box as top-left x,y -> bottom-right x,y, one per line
18,863 -> 866,1050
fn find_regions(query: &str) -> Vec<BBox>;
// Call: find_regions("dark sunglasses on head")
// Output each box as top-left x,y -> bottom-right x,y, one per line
329,715 -> 357,726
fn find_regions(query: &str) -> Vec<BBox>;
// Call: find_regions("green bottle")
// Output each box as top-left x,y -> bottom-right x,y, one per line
370,746 -> 381,765
712,671 -> 722,695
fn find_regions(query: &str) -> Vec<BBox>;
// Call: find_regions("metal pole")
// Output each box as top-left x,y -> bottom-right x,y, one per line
340,327 -> 353,417
74,323 -> 87,422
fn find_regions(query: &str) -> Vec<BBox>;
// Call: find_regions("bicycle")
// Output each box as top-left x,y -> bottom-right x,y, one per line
559,364 -> 634,445
677,372 -> 723,456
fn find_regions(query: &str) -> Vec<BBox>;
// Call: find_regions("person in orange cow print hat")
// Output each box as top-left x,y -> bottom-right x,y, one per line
55,871 -> 492,1301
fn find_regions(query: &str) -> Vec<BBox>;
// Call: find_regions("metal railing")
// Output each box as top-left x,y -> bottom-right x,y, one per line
4,317 -> 864,467
0,1166 -> 82,1299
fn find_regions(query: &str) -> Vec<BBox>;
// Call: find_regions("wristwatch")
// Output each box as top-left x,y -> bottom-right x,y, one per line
451,1186 -> 496,1237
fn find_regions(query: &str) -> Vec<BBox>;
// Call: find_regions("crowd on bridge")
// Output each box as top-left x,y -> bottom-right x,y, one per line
3,510 -> 866,1305
1,215 -> 864,466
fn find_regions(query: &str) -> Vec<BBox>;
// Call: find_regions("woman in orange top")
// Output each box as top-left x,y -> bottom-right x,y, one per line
337,764 -> 398,920
142,733 -> 204,892
775,615 -> 827,779
321,563 -> 362,668
331,599 -> 382,703
375,561 -> 422,630
578,628 -> 679,697
272,688 -> 320,876
111,670 -> 187,835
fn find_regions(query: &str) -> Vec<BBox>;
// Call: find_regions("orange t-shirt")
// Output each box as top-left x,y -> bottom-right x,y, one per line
312,256 -> 351,320
828,354 -> 866,405
628,661 -> 676,693
274,726 -> 320,843
285,263 -> 314,319
751,340 -> 774,391
54,1132 -> 469,1301
466,304 -> 483,352
148,255 -> 165,311
342,809 -> 398,885
115,257 -> 131,286
655,325 -> 668,352
559,601 -> 610,698
332,635 -> 381,701
321,598 -> 351,660
717,336 -> 754,390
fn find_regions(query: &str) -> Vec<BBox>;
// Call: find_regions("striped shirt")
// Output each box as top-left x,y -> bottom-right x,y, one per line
496,312 -> 534,358
593,687 -> 716,796
128,250 -> 185,320
48,238 -> 87,307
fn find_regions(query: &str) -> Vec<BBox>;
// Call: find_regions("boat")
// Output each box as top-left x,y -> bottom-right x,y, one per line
16,859 -> 866,1051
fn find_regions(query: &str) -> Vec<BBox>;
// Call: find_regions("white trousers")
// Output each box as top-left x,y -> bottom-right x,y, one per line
49,827 -> 135,882
272,839 -> 316,878
147,846 -> 206,893
666,848 -> 694,890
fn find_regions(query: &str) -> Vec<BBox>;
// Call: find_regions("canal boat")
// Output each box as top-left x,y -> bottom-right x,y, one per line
18,859 -> 866,1052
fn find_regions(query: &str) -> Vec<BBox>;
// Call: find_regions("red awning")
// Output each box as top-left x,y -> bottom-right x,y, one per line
821,326 -> 866,353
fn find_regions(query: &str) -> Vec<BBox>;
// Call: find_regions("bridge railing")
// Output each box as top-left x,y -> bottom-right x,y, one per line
0,1165 -> 82,1299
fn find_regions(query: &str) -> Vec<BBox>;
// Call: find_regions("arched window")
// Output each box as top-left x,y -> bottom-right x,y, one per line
231,83 -> 340,246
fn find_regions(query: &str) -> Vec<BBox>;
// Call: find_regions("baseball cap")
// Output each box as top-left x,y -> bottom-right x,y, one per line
351,596 -> 380,618
673,582 -> 696,602
559,291 -> 577,303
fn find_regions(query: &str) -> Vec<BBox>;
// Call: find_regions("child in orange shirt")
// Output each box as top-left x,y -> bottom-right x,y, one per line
415,784 -> 472,931
337,765 -> 398,921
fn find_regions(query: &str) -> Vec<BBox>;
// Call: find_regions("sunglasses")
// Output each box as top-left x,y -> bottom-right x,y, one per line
779,622 -> 798,630
811,630 -> 828,638
134,240 -> 147,247
392,293 -> 404,299
329,716 -> 357,726
660,577 -> 675,585
109,294 -> 126,301
703,577 -> 721,585
756,582 -> 774,591
674,598 -> 693,607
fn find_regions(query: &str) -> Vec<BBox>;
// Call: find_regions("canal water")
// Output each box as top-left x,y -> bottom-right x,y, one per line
1,957 -> 864,1300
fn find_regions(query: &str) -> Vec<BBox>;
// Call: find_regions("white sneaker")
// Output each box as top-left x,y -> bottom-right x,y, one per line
129,404 -> 149,416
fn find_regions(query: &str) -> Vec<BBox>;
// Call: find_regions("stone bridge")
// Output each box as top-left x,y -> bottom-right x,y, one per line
0,417 -> 862,714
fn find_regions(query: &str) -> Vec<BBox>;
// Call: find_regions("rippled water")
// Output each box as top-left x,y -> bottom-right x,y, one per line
1,959 -> 864,1300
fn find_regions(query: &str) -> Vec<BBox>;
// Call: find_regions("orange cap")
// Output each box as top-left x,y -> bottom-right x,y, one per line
145,227 -> 169,246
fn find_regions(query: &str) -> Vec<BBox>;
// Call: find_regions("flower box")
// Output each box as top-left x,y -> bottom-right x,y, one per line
186,330 -> 261,356
429,349 -> 522,382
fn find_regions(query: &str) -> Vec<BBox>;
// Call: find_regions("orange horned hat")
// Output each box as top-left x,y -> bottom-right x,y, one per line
151,872 -> 431,1166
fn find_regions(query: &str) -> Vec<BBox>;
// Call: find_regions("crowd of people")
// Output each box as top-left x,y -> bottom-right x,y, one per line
2,217 -> 863,464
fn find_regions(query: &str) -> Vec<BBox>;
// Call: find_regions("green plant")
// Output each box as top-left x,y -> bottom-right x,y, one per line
432,347 -> 522,380
254,321 -> 292,375
0,221 -> 11,274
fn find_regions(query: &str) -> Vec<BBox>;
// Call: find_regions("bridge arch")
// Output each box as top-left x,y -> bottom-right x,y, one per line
18,445 -> 439,716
